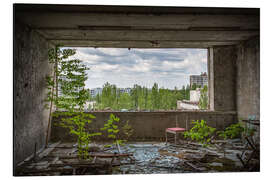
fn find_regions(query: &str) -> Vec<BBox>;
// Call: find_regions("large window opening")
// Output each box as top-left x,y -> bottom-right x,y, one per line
63,48 -> 208,111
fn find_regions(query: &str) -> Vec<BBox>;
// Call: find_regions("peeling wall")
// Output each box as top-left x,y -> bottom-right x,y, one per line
50,111 -> 237,142
236,37 -> 260,120
14,21 -> 53,165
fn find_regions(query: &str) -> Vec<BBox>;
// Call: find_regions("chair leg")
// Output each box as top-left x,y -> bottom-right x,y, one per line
175,133 -> 177,145
165,131 -> 167,145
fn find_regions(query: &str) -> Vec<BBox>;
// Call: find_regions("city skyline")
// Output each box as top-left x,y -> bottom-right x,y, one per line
67,48 -> 207,89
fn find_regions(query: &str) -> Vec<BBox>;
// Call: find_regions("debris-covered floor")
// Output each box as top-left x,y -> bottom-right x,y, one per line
15,139 -> 259,176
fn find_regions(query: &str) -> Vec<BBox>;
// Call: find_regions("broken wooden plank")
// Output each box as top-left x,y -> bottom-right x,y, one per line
92,156 -> 97,163
49,162 -> 133,168
183,161 -> 205,172
116,141 -> 122,154
47,153 -> 133,159
16,168 -> 73,175
38,141 -> 61,159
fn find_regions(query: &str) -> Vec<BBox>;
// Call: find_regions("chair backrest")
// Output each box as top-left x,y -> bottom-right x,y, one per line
175,115 -> 188,130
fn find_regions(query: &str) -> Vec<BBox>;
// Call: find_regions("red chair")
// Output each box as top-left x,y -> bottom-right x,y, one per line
165,118 -> 188,145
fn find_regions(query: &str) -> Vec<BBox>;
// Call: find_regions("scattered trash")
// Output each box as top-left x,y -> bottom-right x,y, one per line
15,139 -> 259,176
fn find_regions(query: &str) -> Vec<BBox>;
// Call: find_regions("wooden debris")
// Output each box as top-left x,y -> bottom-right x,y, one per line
38,141 -> 61,159
49,161 -> 133,168
47,153 -> 133,159
183,161 -> 205,172
116,141 -> 122,154
92,156 -> 97,163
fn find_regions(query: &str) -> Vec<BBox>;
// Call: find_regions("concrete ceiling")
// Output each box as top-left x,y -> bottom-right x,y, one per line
14,4 -> 260,48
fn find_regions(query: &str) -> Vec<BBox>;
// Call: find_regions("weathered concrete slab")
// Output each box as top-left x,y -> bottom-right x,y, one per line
50,111 -> 237,142
236,37 -> 260,120
14,21 -> 54,166
14,4 -> 259,48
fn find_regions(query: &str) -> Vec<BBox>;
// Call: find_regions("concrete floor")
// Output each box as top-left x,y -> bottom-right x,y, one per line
15,139 -> 259,176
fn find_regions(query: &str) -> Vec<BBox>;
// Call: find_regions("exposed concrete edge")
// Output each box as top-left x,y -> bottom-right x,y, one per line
81,111 -> 237,114
16,145 -> 45,167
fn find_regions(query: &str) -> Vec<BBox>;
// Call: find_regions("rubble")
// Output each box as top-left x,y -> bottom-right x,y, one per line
15,139 -> 259,176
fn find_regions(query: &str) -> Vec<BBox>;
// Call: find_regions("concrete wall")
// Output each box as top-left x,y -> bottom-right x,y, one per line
50,111 -> 237,142
236,37 -> 260,120
14,21 -> 53,165
213,46 -> 237,111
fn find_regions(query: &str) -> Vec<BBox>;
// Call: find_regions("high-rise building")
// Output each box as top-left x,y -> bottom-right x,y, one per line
190,72 -> 208,87
90,87 -> 132,97
90,88 -> 102,97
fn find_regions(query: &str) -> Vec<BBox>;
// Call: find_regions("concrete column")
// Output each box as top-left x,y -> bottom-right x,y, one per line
208,48 -> 214,110
14,21 -> 53,166
236,37 -> 260,120
212,45 -> 237,111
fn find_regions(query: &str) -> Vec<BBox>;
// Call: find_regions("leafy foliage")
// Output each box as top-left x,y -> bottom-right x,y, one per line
198,85 -> 208,110
101,114 -> 125,146
218,123 -> 244,139
46,46 -> 100,159
53,111 -> 101,159
92,82 -> 193,111
123,120 -> 134,141
184,120 -> 216,147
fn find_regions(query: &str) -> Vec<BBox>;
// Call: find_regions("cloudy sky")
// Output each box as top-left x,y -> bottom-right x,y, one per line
68,48 -> 207,89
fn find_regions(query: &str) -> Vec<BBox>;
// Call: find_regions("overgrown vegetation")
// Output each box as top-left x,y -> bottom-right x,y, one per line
100,114 -> 127,148
53,112 -> 101,159
123,120 -> 134,141
184,120 -> 216,147
91,82 -> 194,111
218,123 -> 244,140
46,46 -> 100,159
198,85 -> 208,110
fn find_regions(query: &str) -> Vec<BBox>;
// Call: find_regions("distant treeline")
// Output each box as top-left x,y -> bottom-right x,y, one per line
89,82 -> 204,111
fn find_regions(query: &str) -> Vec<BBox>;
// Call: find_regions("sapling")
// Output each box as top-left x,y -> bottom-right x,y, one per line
46,46 -> 101,159
184,119 -> 216,147
101,114 -> 125,150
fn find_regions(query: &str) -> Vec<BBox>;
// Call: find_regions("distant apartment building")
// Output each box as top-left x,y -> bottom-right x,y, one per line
190,72 -> 208,88
124,88 -> 132,94
90,88 -> 103,97
90,87 -> 132,97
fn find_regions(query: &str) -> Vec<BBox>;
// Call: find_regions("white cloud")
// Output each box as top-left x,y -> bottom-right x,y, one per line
97,48 -> 127,56
92,63 -> 119,72
72,50 -> 101,64
69,48 -> 207,89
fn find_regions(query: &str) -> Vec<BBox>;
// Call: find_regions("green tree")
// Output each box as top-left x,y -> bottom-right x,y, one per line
191,83 -> 197,90
119,92 -> 132,110
46,46 -> 100,159
151,83 -> 160,110
185,85 -> 190,100
143,87 -> 148,109
131,84 -> 141,110
199,85 -> 208,109
101,82 -> 113,109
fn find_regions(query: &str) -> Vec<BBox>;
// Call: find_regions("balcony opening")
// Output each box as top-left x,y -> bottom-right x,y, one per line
62,47 -> 209,112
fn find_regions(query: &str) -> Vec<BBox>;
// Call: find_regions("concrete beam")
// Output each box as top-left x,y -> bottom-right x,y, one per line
14,5 -> 259,48
14,4 -> 260,15
16,12 -> 259,31
50,39 -> 239,48
38,29 -> 259,41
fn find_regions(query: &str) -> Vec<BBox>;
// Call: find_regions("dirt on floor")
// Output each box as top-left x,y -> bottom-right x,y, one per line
15,139 -> 259,176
